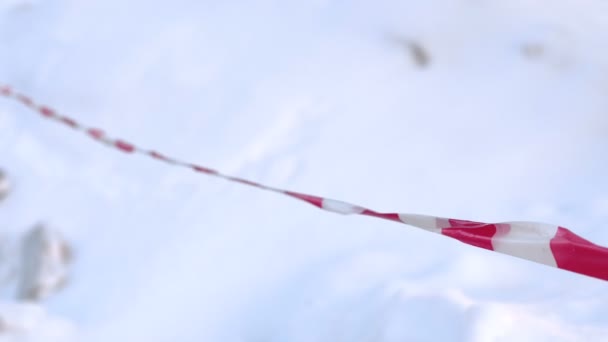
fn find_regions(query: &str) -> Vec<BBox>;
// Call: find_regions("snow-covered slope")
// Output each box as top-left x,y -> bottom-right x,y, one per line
1,0 -> 607,341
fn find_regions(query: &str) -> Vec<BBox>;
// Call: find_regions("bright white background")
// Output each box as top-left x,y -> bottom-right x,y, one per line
1,0 -> 607,340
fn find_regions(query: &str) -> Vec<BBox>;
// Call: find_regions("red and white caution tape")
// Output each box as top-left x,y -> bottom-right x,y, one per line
2,84 -> 608,281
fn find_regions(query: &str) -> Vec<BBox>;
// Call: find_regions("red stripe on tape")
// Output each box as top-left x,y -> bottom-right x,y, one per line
148,150 -> 169,161
551,227 -> 608,281
229,177 -> 262,187
59,116 -> 78,128
442,224 -> 497,251
284,191 -> 324,208
39,106 -> 56,118
115,140 -> 135,153
0,86 -> 11,95
190,164 -> 218,175
87,128 -> 105,139
361,210 -> 401,222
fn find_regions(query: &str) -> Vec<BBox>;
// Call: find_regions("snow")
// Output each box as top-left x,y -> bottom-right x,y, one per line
0,302 -> 75,342
1,0 -> 608,340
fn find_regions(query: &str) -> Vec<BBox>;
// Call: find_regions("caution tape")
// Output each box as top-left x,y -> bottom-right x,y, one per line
2,84 -> 608,282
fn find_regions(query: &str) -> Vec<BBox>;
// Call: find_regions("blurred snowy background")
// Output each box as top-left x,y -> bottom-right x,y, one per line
1,0 -> 608,341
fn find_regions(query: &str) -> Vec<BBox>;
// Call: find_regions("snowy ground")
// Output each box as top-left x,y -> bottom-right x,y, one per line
1,0 -> 608,341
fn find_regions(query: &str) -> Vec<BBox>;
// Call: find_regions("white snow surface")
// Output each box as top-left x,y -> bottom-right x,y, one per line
1,0 -> 608,341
